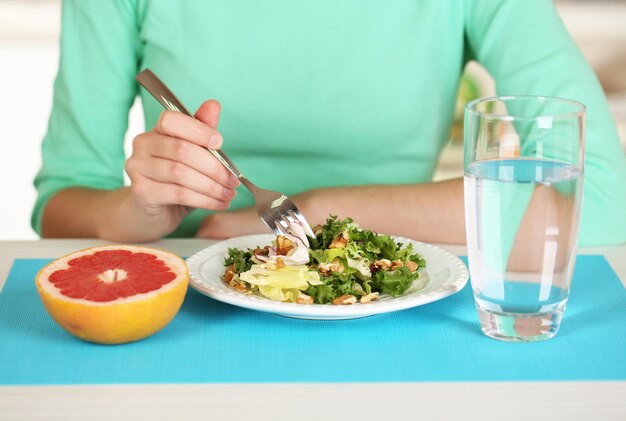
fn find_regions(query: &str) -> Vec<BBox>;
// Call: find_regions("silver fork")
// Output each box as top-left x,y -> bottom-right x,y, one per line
136,69 -> 316,238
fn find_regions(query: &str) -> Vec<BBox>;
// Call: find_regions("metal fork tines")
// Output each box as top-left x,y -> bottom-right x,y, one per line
135,69 -> 316,239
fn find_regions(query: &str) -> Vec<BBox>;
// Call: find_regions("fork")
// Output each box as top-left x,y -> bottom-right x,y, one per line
135,68 -> 316,239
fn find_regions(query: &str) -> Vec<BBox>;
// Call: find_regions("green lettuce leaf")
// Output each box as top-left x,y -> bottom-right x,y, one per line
309,215 -> 354,250
225,248 -> 254,272
305,284 -> 336,304
395,242 -> 427,268
372,266 -> 418,296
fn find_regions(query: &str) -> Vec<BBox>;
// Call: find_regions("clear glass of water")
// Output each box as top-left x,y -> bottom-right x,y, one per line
463,96 -> 585,342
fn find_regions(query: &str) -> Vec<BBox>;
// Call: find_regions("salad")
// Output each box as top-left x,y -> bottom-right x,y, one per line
223,216 -> 426,305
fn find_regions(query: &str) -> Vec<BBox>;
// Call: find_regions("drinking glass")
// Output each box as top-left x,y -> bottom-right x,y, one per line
463,96 -> 585,342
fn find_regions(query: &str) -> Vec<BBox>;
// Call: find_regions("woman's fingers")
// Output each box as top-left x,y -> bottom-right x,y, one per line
143,157 -> 237,202
126,135 -> 237,208
131,173 -> 230,211
140,133 -> 239,189
156,110 -> 223,149
195,99 -> 221,129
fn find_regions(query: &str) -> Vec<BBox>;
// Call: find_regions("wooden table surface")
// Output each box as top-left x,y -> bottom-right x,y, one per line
1,239 -> 625,421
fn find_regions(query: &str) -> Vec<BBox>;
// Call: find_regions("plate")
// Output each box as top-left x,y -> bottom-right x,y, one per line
187,234 -> 469,320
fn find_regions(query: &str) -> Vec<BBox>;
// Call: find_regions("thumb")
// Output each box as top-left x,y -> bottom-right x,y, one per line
195,99 -> 221,129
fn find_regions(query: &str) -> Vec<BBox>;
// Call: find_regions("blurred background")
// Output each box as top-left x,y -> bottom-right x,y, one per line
1,0 -> 625,240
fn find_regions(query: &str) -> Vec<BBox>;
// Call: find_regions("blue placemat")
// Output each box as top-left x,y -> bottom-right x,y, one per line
0,256 -> 624,385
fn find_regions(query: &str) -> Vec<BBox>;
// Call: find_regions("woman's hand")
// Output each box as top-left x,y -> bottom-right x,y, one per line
124,100 -> 240,238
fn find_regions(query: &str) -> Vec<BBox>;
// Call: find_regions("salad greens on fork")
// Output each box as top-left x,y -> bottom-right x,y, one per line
223,216 -> 426,305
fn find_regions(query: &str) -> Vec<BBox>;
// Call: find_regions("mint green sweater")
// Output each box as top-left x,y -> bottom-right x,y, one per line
34,0 -> 626,245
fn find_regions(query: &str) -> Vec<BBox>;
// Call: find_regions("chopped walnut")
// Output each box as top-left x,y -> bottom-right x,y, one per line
312,224 -> 324,235
276,236 -> 296,256
329,258 -> 345,273
318,259 -> 344,275
373,259 -> 392,270
253,246 -> 271,259
360,292 -> 380,304
318,265 -> 331,276
234,283 -> 248,293
224,263 -> 237,283
224,270 -> 236,283
391,260 -> 404,271
332,294 -> 357,305
405,261 -> 418,273
329,231 -> 349,249
296,293 -> 314,305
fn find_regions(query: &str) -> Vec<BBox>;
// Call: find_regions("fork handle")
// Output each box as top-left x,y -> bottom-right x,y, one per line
136,69 -> 255,188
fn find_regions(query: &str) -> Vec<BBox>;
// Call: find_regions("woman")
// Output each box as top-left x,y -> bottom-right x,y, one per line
34,0 -> 626,245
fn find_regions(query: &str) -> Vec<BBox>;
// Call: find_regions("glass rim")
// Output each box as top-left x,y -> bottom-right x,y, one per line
465,95 -> 586,122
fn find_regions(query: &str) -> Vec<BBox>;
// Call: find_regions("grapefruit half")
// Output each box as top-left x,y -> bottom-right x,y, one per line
35,245 -> 188,345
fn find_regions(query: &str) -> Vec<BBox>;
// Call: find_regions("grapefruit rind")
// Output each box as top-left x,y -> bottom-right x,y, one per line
35,245 -> 189,345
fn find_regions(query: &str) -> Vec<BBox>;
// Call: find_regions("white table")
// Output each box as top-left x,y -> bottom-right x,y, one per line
1,239 -> 625,421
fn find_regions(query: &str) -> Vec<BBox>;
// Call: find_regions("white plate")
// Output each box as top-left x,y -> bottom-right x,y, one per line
187,234 -> 469,320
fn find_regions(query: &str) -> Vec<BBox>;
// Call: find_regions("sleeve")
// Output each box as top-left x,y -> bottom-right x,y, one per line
31,0 -> 142,236
464,0 -> 626,246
